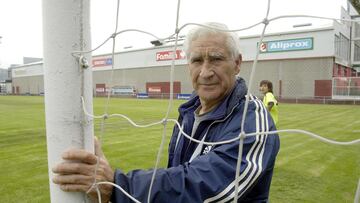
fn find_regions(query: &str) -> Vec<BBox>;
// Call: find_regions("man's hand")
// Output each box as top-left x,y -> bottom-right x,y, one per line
52,138 -> 114,203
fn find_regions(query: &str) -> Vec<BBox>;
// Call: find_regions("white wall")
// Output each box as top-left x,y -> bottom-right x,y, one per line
12,62 -> 43,78
92,45 -> 188,71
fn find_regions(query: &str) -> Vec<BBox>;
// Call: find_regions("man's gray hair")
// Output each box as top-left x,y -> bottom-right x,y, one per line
183,22 -> 241,60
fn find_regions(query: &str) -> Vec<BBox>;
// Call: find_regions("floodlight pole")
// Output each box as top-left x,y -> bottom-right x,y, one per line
43,0 -> 94,202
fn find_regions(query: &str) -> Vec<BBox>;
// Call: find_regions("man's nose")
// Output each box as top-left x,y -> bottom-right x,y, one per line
199,61 -> 214,78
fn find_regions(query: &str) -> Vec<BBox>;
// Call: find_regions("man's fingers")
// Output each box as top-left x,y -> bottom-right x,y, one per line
53,174 -> 111,200
53,162 -> 94,176
59,137 -> 105,165
53,174 -> 93,185
58,183 -> 110,202
62,148 -> 98,165
59,184 -> 90,193
51,139 -> 113,203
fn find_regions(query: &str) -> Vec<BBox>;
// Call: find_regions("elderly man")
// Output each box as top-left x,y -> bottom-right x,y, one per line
53,22 -> 280,203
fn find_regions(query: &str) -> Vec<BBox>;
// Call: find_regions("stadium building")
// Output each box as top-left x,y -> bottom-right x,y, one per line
10,6 -> 360,103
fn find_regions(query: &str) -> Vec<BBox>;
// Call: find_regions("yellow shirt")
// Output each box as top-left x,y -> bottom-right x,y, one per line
263,92 -> 278,127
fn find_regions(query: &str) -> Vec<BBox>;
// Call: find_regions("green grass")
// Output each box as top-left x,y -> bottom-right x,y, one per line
0,95 -> 359,202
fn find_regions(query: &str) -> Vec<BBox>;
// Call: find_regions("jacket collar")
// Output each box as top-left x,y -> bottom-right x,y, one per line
178,77 -> 248,120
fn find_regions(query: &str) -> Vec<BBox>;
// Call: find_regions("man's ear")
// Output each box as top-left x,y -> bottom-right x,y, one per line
234,54 -> 242,74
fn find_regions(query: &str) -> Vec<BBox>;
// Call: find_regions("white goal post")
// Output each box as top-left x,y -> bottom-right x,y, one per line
42,0 -> 94,202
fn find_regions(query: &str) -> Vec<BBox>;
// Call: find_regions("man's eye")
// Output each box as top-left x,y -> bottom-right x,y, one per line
191,58 -> 202,63
211,57 -> 223,62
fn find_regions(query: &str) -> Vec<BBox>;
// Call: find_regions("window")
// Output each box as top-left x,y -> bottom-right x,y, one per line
354,22 -> 360,39
354,41 -> 360,62
337,33 -> 350,61
334,34 -> 340,57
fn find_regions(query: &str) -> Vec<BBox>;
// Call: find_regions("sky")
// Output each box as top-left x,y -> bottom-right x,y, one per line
0,0 -> 347,69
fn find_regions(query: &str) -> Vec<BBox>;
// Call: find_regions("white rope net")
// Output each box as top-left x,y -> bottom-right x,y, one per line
74,0 -> 360,202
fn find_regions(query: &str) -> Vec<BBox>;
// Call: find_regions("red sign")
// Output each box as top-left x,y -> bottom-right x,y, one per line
95,84 -> 106,93
96,88 -> 105,93
156,50 -> 186,61
148,87 -> 161,93
92,58 -> 113,67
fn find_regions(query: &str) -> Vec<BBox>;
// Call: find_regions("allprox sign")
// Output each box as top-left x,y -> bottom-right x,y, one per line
259,37 -> 313,53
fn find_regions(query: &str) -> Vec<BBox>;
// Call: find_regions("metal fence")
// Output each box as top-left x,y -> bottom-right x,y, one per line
332,77 -> 360,100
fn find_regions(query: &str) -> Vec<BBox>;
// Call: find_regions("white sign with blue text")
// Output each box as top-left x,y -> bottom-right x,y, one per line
259,38 -> 313,53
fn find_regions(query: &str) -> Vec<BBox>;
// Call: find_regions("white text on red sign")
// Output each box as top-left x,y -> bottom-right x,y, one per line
156,50 -> 186,61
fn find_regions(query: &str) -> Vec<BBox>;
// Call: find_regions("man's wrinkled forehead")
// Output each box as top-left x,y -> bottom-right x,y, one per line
188,50 -> 226,59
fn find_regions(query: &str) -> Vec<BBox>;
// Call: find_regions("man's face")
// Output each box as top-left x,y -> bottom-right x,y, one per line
259,84 -> 269,95
187,34 -> 241,105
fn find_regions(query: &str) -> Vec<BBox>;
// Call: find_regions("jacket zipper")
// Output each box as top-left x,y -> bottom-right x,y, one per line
188,102 -> 242,161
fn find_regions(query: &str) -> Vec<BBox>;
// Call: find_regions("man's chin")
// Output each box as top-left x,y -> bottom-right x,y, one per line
198,93 -> 220,102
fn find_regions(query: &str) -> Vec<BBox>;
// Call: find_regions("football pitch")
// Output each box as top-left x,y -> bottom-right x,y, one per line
0,95 -> 359,202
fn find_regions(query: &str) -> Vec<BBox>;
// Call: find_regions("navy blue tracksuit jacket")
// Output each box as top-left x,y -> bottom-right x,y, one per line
111,78 -> 280,202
